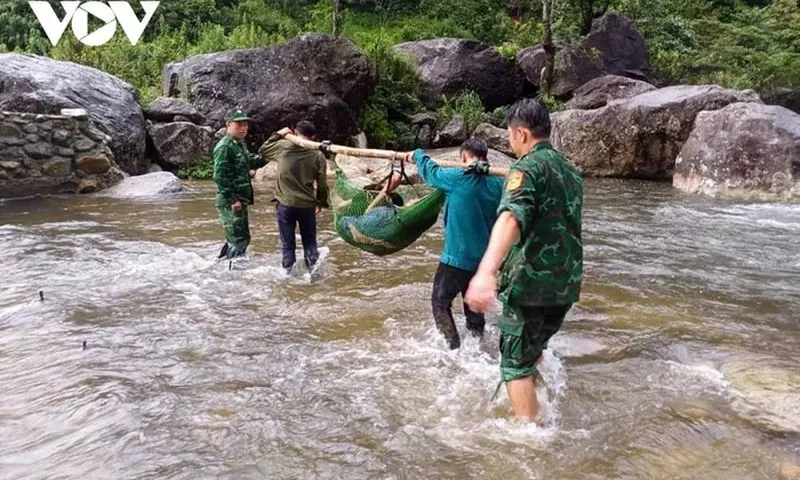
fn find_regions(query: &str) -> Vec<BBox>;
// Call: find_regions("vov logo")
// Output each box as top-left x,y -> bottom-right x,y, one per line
29,1 -> 160,47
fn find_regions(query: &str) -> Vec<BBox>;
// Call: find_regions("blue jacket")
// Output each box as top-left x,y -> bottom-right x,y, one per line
413,149 -> 504,272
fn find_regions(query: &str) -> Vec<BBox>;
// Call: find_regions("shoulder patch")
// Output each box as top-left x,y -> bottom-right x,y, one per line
507,170 -> 524,191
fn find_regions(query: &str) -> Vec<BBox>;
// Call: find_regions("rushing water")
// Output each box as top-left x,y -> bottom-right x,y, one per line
0,179 -> 798,480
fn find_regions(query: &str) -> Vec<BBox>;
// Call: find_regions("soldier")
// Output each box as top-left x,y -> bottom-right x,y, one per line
465,98 -> 584,422
212,109 -> 266,259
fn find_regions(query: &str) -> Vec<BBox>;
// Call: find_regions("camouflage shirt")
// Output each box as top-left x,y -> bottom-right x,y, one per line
213,134 -> 266,205
497,141 -> 583,307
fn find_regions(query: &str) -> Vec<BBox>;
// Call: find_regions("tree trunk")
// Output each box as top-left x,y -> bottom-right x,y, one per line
332,0 -> 341,37
540,0 -> 555,96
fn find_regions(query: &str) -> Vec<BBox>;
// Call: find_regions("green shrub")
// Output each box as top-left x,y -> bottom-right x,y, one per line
538,93 -> 567,113
177,156 -> 214,180
437,91 -> 486,132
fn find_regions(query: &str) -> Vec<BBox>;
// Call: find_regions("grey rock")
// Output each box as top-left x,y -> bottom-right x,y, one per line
395,38 -> 526,109
674,102 -> 800,199
25,134 -> 39,143
98,171 -> 183,198
0,136 -> 26,146
23,124 -> 38,134
0,123 -> 23,138
60,108 -> 89,120
74,139 -> 96,152
434,115 -> 468,147
0,161 -> 21,170
761,87 -> 800,115
57,147 -> 75,157
52,129 -> 71,146
352,131 -> 368,149
416,124 -> 434,148
518,13 -> 652,98
0,53 -> 147,174
42,158 -> 72,177
147,121 -> 216,169
552,85 -> 762,178
568,75 -> 656,110
410,112 -> 438,127
472,123 -> 513,157
163,33 -> 377,147
148,163 -> 163,173
23,142 -> 52,159
145,97 -> 206,124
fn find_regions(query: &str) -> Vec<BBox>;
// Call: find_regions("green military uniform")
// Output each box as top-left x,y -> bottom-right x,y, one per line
496,141 -> 583,382
213,112 -> 266,259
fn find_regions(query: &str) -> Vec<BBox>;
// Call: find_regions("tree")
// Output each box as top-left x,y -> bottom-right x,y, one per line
332,0 -> 341,36
540,0 -> 555,95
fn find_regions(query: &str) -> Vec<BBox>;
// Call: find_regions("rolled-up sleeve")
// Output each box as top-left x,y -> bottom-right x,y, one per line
497,166 -> 536,237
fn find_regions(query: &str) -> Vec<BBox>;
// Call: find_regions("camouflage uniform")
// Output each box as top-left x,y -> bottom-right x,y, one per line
496,141 -> 583,382
213,132 -> 266,259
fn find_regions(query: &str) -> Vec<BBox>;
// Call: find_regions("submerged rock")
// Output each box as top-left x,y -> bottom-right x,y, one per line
98,172 -> 183,198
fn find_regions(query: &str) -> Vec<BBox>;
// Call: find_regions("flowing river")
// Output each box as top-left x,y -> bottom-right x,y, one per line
1,179 -> 798,479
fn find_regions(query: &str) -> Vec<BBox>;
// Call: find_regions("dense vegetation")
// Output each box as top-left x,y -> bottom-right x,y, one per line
1,0 -> 798,147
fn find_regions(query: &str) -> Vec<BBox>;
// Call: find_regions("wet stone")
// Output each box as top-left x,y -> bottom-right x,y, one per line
23,143 -> 52,159
77,155 -> 111,174
57,147 -> 75,157
74,139 -> 96,152
52,129 -> 71,146
0,161 -> 21,170
42,158 -> 72,177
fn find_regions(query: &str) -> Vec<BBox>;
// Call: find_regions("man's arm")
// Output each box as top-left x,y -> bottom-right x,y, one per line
411,149 -> 461,193
315,153 -> 330,210
464,212 -> 520,313
258,128 -> 291,164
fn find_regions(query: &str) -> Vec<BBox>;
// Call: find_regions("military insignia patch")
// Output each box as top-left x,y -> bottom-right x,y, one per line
507,170 -> 524,191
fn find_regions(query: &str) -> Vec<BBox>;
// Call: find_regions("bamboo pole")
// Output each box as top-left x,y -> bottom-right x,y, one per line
281,133 -> 509,177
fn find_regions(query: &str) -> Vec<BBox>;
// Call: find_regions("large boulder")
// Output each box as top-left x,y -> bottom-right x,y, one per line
472,123 -> 513,157
517,13 -> 652,98
0,54 -> 147,174
147,122 -> 216,170
98,172 -> 183,198
674,103 -> 800,199
162,34 -> 377,149
568,75 -> 656,110
394,38 -> 527,109
145,97 -> 206,124
552,85 -> 761,179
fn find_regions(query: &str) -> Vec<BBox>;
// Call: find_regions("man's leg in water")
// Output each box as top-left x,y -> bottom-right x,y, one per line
431,263 -> 464,349
276,203 -> 297,270
499,304 -> 571,421
297,207 -> 319,270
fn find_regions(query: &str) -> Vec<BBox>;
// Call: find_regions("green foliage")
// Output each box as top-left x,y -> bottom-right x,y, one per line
437,91 -> 486,132
360,45 -> 425,148
538,93 -> 567,113
1,0 -> 798,150
177,156 -> 214,180
485,106 -> 509,127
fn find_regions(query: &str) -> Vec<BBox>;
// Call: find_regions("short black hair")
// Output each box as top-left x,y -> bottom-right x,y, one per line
504,98 -> 551,138
460,137 -> 489,161
296,120 -> 316,138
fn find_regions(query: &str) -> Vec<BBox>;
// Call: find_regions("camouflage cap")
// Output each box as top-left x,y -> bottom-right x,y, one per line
228,109 -> 251,122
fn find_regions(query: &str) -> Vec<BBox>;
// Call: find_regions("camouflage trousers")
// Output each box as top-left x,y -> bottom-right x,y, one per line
216,197 -> 250,259
498,303 -> 571,382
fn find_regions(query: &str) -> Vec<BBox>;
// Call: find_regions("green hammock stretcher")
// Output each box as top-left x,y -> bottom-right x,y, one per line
331,165 -> 445,256
280,132 -> 507,256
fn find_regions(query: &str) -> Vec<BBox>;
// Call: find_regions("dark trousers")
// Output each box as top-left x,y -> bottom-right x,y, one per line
276,203 -> 319,270
432,262 -> 485,349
